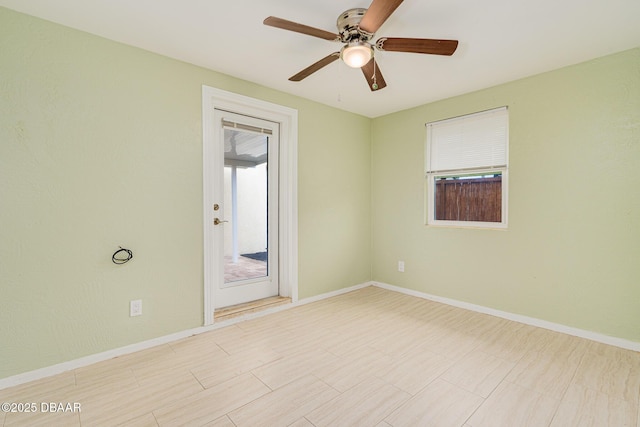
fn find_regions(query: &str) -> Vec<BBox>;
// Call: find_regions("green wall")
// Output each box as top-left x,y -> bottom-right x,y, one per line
371,47 -> 640,342
2,5 -> 638,381
0,7 -> 371,379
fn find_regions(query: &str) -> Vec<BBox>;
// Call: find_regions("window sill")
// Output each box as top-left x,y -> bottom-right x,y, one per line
426,221 -> 508,230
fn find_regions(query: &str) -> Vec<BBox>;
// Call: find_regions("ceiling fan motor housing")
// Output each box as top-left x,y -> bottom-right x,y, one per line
337,8 -> 373,43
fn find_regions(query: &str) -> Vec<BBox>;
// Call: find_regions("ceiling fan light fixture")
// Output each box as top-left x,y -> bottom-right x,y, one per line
341,42 -> 373,68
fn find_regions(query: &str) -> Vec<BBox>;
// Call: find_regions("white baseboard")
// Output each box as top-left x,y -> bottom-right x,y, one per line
0,281 -> 373,390
6,279 -> 634,390
293,281 -> 373,306
372,281 -> 640,353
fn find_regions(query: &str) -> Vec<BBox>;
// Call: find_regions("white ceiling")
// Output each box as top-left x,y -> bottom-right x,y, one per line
2,0 -> 639,117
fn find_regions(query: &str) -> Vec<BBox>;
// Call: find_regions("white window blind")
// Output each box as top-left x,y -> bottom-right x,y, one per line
426,107 -> 508,173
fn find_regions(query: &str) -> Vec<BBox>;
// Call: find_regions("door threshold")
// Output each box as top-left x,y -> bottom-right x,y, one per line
214,296 -> 291,322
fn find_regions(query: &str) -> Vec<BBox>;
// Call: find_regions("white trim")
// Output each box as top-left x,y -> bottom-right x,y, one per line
0,282 -> 372,390
292,281 -> 373,307
4,279 -> 637,390
202,86 -> 298,325
426,168 -> 509,229
372,281 -> 640,352
0,328 -> 210,390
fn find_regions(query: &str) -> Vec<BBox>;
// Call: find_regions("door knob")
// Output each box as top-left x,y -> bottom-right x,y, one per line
213,218 -> 228,225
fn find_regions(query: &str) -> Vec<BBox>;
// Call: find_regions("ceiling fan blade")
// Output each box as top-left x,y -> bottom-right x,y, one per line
289,52 -> 341,82
361,57 -> 387,91
359,0 -> 404,34
376,37 -> 458,55
264,16 -> 339,41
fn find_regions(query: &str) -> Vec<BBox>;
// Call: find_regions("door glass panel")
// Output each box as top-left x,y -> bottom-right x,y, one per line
223,128 -> 268,284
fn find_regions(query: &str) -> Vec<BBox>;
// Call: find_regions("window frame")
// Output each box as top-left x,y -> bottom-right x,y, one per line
425,107 -> 509,229
426,167 -> 508,229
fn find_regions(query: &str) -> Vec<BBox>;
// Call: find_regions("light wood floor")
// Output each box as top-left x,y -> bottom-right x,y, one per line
2,286 -> 639,426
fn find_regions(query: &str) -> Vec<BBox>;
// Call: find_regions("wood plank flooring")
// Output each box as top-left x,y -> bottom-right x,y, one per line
1,286 -> 639,426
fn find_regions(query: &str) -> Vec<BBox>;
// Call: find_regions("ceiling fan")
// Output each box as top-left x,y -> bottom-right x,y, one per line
264,0 -> 458,91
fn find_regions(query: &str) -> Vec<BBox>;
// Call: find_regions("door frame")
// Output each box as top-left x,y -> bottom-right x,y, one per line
202,86 -> 298,326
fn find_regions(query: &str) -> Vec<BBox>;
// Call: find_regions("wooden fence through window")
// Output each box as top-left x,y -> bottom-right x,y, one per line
435,176 -> 502,222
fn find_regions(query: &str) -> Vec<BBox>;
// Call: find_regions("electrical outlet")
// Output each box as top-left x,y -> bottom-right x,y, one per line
130,299 -> 142,317
398,261 -> 405,273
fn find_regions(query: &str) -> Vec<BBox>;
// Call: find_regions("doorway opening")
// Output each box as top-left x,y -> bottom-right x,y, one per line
213,111 -> 279,309
202,86 -> 298,325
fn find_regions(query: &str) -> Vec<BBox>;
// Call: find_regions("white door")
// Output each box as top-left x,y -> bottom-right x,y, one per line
211,110 -> 279,308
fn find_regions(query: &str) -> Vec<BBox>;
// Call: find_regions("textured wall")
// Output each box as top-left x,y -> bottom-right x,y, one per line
0,7 -> 371,379
371,48 -> 640,342
3,4 -> 636,381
